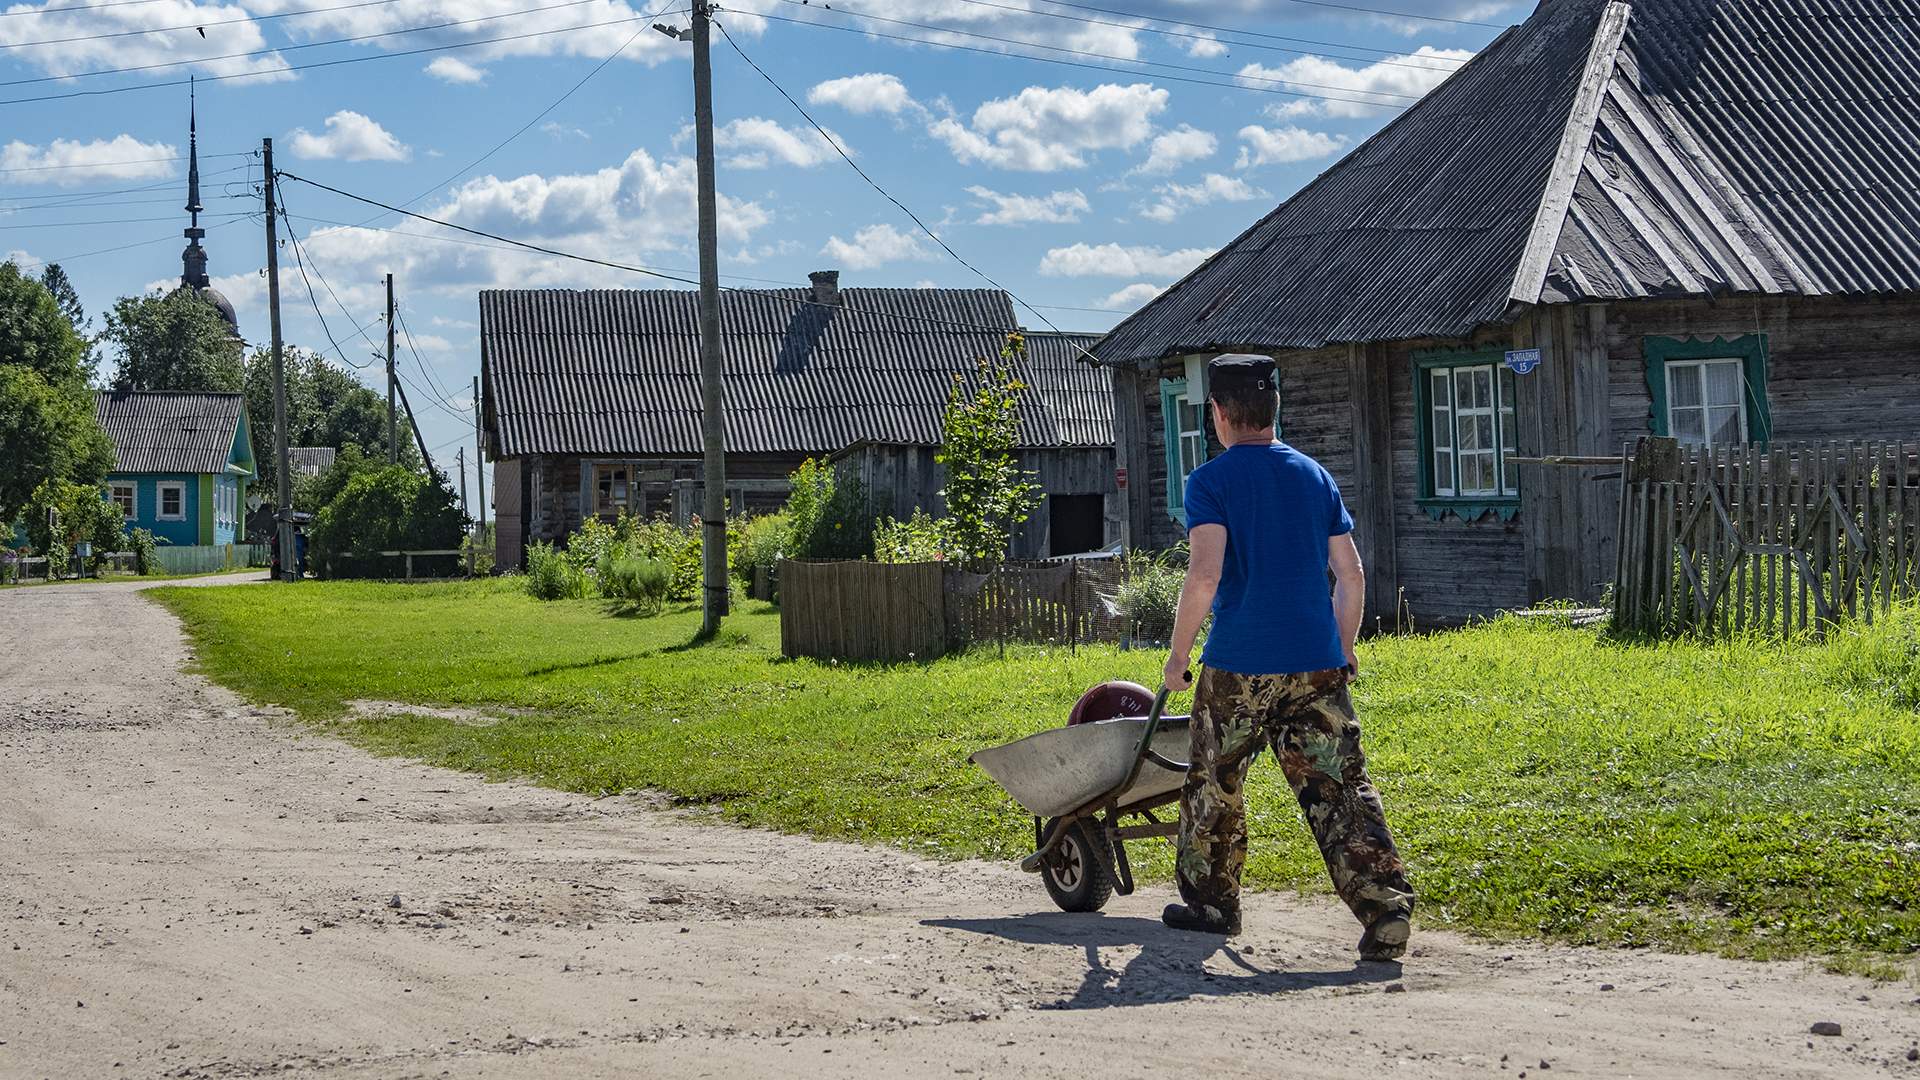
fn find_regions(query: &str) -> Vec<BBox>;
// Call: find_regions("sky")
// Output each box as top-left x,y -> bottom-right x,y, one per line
1,0 -> 1526,501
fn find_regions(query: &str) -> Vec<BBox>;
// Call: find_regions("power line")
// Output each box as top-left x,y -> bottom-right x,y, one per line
0,210 -> 250,230
32,215 -> 245,266
0,0 -> 408,50
946,0 -> 1470,71
0,192 -> 250,213
1027,0 -> 1503,32
0,150 -> 250,175
278,201 -> 377,371
277,170 -> 1094,339
0,0 -> 171,18
713,18 -> 1095,356
396,304 -> 470,415
767,0 -> 1426,103
1,0 -> 605,87
0,9 -> 655,105
750,10 -> 1412,109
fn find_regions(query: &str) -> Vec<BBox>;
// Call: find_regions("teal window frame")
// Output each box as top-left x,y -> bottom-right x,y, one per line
1160,377 -> 1197,526
1412,347 -> 1521,521
1643,334 -> 1771,446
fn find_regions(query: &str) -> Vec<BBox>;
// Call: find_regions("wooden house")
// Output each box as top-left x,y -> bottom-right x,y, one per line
480,273 -> 1113,569
1091,0 -> 1920,624
94,391 -> 255,549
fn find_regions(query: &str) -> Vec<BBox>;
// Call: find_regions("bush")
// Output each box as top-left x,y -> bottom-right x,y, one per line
598,551 -> 672,614
462,523 -> 496,577
1116,546 -> 1187,644
873,508 -> 951,564
785,457 -> 873,560
732,512 -> 789,581
0,548 -> 18,584
128,528 -> 159,576
525,541 -> 588,600
24,478 -> 125,577
308,465 -> 466,579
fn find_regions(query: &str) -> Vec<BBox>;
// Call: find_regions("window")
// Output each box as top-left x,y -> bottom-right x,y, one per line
157,482 -> 185,521
1160,378 -> 1208,524
593,463 -> 638,520
1645,335 -> 1770,447
1414,351 -> 1520,517
110,483 -> 135,518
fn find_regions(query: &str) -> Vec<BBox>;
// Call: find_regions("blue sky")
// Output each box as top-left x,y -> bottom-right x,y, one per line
2,0 -> 1524,493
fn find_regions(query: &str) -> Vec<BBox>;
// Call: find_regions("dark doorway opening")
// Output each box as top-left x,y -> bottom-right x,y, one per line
1049,493 -> 1105,556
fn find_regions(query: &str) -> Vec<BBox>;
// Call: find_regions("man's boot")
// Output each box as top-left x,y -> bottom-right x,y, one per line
1359,914 -> 1410,961
1161,903 -> 1241,936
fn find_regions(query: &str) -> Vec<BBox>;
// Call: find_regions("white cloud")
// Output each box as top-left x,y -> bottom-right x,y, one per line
931,82 -> 1167,172
1130,124 -> 1216,177
965,186 -> 1089,226
1182,30 -> 1227,58
425,56 -> 487,84
4,249 -> 42,271
1099,282 -> 1164,310
1240,46 -> 1474,119
286,111 -> 410,162
0,136 -> 178,187
541,122 -> 590,141
1234,125 -> 1346,169
289,148 -> 772,302
0,0 -> 290,81
1039,242 -> 1213,279
712,117 -> 849,169
240,0 -> 717,68
820,224 -> 927,270
807,73 -> 918,116
1137,172 -> 1265,223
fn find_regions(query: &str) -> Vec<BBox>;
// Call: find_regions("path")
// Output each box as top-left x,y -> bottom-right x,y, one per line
0,575 -> 1914,1079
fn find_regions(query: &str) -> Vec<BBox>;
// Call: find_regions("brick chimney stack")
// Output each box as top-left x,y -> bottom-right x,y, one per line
808,269 -> 841,306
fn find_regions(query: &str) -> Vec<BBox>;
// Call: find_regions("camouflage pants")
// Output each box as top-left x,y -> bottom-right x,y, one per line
1176,666 -> 1416,927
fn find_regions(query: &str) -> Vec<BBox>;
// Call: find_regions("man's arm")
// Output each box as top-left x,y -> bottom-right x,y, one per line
1164,523 -> 1226,691
1329,532 -> 1365,676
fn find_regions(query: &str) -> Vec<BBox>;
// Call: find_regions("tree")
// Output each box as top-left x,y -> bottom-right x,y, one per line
242,346 -> 417,493
24,478 -> 125,576
0,261 -> 113,525
103,288 -> 243,392
936,333 -> 1041,566
308,464 -> 465,578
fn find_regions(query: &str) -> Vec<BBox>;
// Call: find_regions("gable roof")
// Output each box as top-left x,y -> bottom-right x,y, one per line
288,447 -> 337,476
1095,0 -> 1920,365
479,288 -> 1110,458
95,391 -> 250,475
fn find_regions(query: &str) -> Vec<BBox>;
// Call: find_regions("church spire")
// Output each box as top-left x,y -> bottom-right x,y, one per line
181,78 -> 209,289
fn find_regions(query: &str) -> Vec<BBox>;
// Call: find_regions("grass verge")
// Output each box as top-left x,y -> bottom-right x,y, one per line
153,577 -> 1920,975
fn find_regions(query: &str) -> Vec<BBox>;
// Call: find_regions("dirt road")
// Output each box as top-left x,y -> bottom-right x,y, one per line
1,576 -> 1915,1079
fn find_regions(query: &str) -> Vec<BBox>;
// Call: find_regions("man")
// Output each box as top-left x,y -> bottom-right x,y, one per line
1160,353 -> 1416,962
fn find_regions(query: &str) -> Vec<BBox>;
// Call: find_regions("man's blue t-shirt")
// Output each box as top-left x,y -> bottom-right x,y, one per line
1184,441 -> 1353,676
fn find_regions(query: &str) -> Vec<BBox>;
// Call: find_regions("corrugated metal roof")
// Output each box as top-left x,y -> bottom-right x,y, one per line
288,447 -> 337,476
1096,0 -> 1920,366
94,391 -> 247,475
480,288 -> 1111,458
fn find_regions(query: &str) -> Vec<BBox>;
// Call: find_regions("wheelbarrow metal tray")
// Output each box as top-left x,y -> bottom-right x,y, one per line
969,716 -> 1192,819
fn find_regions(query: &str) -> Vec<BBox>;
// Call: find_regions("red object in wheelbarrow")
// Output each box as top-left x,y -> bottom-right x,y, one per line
969,684 -> 1191,912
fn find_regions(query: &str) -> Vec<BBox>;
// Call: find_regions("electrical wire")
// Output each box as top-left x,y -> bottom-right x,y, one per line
767,0 -> 1425,103
945,0 -> 1470,70
713,18 -> 1098,357
0,150 -> 250,174
749,9 -> 1412,109
0,210 -> 250,230
0,9 -> 655,104
1,0 -> 173,18
396,305 -> 470,415
0,0 -> 409,50
276,196 -> 379,369
0,0 -> 606,87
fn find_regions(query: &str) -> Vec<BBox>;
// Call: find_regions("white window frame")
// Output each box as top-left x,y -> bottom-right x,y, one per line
1664,357 -> 1748,448
1425,361 -> 1518,500
110,483 -> 136,518
156,481 -> 186,522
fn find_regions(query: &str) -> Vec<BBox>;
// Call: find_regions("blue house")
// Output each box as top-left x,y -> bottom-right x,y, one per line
95,391 -> 255,547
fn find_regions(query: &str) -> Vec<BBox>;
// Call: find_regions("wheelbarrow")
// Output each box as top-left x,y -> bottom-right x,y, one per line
969,686 -> 1190,912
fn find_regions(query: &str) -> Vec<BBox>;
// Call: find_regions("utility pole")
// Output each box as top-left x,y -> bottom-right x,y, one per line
472,375 -> 486,532
262,138 -> 294,582
690,0 -> 728,634
385,273 -> 397,464
457,447 -> 469,520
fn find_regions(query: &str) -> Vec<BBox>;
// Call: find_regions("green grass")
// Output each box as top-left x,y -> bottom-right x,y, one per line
152,578 -> 1920,974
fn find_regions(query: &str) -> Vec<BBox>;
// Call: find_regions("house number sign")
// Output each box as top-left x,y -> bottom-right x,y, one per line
1505,348 -> 1542,375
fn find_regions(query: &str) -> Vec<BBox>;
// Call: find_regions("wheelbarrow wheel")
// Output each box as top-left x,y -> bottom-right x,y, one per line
1040,818 -> 1114,913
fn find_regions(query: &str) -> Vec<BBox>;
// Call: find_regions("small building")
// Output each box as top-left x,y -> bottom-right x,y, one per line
95,391 -> 256,547
479,274 -> 1114,569
287,447 -> 338,481
1092,0 -> 1920,624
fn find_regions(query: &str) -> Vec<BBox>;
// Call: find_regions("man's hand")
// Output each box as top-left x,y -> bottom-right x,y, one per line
1344,650 -> 1360,683
1164,652 -> 1193,692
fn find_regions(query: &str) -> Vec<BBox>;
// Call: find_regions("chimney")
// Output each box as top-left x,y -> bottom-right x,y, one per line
808,269 -> 841,306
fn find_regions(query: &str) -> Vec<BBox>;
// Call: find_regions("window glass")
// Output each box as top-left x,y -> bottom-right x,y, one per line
111,484 -> 135,517
159,484 -> 183,519
1666,358 -> 1746,447
594,465 -> 632,519
1423,360 -> 1517,501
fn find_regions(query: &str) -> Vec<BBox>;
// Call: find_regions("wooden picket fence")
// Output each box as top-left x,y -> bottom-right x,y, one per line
779,557 -> 1126,662
1613,437 -> 1920,637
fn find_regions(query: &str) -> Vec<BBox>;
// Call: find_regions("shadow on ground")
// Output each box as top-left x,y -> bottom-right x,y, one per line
926,914 -> 1399,1010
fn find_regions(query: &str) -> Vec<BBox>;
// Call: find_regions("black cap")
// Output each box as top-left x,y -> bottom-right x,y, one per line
1207,353 -> 1275,393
